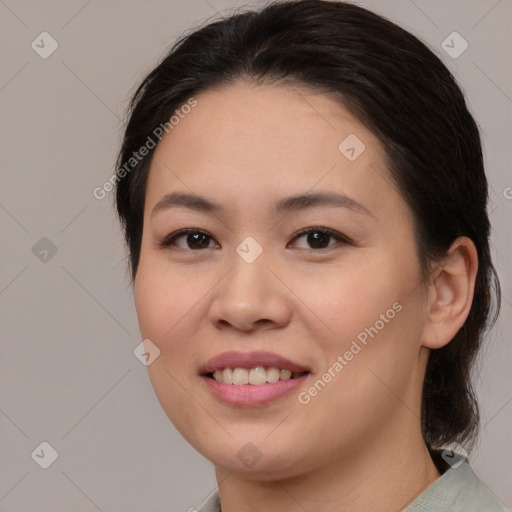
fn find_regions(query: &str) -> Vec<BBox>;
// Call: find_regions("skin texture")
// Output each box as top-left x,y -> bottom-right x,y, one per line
134,82 -> 478,511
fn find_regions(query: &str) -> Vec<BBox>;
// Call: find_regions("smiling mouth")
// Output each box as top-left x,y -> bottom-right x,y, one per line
205,367 -> 310,386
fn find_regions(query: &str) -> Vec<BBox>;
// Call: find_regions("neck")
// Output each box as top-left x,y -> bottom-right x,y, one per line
214,422 -> 441,512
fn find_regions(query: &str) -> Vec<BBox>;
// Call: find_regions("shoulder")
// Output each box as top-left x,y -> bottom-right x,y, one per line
404,456 -> 508,512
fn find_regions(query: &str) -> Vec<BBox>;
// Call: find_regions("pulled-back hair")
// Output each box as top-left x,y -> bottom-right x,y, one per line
114,0 -> 501,451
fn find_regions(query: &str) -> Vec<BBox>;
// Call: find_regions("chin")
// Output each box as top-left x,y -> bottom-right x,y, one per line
191,433 -> 316,480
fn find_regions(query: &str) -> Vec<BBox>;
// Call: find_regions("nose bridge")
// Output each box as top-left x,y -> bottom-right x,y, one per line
235,234 -> 265,264
224,239 -> 271,305
209,238 -> 291,331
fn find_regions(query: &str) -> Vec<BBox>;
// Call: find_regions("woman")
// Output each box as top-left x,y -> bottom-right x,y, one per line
114,1 -> 507,510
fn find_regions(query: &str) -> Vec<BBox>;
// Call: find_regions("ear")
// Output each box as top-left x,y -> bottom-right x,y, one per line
421,236 -> 478,349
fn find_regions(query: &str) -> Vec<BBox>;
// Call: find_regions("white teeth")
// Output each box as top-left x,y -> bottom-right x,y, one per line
233,368 -> 249,385
249,366 -> 267,385
266,367 -> 280,383
280,369 -> 292,381
223,368 -> 234,384
211,367 -> 305,385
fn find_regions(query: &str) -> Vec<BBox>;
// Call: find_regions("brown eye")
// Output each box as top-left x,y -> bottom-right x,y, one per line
159,226 -> 351,252
160,229 -> 218,250
289,227 -> 351,250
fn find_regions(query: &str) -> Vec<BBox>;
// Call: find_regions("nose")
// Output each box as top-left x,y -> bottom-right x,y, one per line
207,249 -> 292,333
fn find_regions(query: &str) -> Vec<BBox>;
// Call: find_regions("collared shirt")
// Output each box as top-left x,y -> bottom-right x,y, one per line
196,459 -> 508,512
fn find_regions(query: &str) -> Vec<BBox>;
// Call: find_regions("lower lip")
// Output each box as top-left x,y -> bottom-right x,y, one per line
201,374 -> 309,407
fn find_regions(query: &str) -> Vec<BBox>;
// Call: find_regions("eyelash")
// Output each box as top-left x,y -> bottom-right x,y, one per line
158,226 -> 352,252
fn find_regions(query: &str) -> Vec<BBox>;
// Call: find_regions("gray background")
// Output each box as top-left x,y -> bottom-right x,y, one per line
0,0 -> 511,510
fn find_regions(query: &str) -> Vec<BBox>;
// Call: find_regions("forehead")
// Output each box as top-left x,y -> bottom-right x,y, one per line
145,81 -> 397,217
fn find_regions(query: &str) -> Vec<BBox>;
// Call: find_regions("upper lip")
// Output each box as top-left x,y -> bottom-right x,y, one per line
200,351 -> 311,374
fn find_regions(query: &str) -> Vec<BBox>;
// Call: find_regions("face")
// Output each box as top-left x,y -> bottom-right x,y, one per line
134,82 -> 431,479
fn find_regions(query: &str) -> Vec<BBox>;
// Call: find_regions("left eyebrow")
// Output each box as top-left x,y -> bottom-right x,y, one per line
275,191 -> 373,217
150,191 -> 373,218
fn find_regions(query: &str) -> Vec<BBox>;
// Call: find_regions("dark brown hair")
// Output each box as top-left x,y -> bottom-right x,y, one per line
114,0 -> 501,451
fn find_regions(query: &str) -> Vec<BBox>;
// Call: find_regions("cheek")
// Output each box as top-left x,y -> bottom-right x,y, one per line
304,253 -> 407,346
134,264 -> 199,361
305,250 -> 424,398
134,269 -> 168,341
134,266 -> 205,433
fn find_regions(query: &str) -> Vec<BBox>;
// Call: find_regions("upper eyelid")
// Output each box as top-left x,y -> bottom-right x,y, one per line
160,226 -> 351,248
292,226 -> 352,243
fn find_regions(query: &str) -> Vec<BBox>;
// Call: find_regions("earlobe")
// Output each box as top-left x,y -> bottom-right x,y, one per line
422,236 -> 478,350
